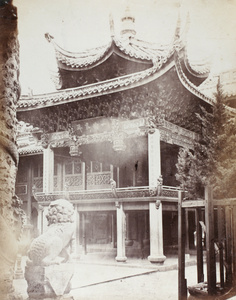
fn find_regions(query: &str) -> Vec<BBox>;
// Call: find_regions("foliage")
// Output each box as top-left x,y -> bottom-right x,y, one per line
176,81 -> 236,199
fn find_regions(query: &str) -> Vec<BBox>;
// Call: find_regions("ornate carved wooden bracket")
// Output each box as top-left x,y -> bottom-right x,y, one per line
155,200 -> 161,210
68,125 -> 82,156
111,119 -> 126,151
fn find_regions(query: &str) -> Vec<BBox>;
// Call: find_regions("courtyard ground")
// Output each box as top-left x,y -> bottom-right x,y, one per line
13,253 -> 236,300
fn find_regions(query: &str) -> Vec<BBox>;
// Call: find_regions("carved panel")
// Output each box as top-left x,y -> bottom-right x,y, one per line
15,184 -> 27,195
65,174 -> 83,187
33,178 -> 43,189
87,172 -> 111,188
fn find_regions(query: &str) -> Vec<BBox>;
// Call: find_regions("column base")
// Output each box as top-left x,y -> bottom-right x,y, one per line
148,255 -> 166,264
185,253 -> 190,260
115,256 -> 127,262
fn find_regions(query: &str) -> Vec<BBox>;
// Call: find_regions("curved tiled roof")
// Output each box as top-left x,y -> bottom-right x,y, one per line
17,52 -> 174,111
18,48 -> 236,116
175,52 -> 236,115
45,34 -> 113,69
45,33 -> 173,70
18,145 -> 43,155
113,37 -> 173,62
17,121 -> 43,155
184,52 -> 211,78
19,30 -> 235,114
175,52 -> 214,106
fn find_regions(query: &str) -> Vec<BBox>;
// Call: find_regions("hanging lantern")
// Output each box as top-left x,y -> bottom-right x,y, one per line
69,143 -> 82,157
113,133 -> 126,152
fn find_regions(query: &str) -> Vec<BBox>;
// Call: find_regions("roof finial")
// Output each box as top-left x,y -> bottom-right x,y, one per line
109,13 -> 115,38
120,6 -> 136,39
45,33 -> 54,43
175,10 -> 181,40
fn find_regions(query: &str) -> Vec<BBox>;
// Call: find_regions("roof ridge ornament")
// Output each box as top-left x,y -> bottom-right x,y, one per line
45,33 -> 54,43
109,13 -> 115,39
120,6 -> 136,38
173,11 -> 183,53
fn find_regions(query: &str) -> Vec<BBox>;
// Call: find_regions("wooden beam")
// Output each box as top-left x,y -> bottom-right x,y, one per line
225,206 -> 232,286
182,200 -> 205,208
213,198 -> 236,206
185,209 -> 190,256
217,206 -> 225,288
205,187 -> 216,295
196,208 -> 204,283
233,206 -> 236,285
178,191 -> 187,300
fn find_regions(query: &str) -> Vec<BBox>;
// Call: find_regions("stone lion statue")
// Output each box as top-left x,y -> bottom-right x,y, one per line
27,199 -> 75,266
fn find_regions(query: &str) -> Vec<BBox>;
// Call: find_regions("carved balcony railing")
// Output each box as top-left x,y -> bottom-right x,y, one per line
34,185 -> 181,202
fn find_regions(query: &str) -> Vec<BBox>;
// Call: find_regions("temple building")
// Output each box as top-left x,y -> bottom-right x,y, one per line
15,9 -> 236,263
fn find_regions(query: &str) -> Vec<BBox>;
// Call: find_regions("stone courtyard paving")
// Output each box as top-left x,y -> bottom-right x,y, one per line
70,264 -> 199,300
14,255 -> 200,300
14,255 -> 236,300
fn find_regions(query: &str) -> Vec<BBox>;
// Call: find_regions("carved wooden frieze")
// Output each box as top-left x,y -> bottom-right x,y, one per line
44,116 -> 197,150
34,185 -> 179,202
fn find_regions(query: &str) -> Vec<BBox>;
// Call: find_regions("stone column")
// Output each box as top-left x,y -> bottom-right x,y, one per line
82,212 -> 87,255
143,211 -> 149,244
74,208 -> 81,257
112,213 -> 117,248
115,202 -> 127,262
42,205 -> 49,233
148,129 -> 161,187
56,162 -> 63,190
27,161 -> 33,221
148,201 -> 166,263
43,147 -> 54,193
125,212 -> 133,246
0,1 -> 23,298
81,161 -> 86,190
37,205 -> 44,235
148,129 -> 166,263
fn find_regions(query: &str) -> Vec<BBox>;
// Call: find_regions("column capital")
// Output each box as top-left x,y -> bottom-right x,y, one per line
138,114 -> 164,135
115,201 -> 120,208
38,204 -> 44,212
155,200 -> 161,210
41,132 -> 50,148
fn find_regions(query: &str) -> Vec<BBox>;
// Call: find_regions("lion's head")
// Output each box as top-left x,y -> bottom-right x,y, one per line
46,199 -> 74,226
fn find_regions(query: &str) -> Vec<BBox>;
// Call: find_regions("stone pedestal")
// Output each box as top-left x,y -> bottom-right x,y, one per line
25,264 -> 74,299
14,255 -> 24,279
